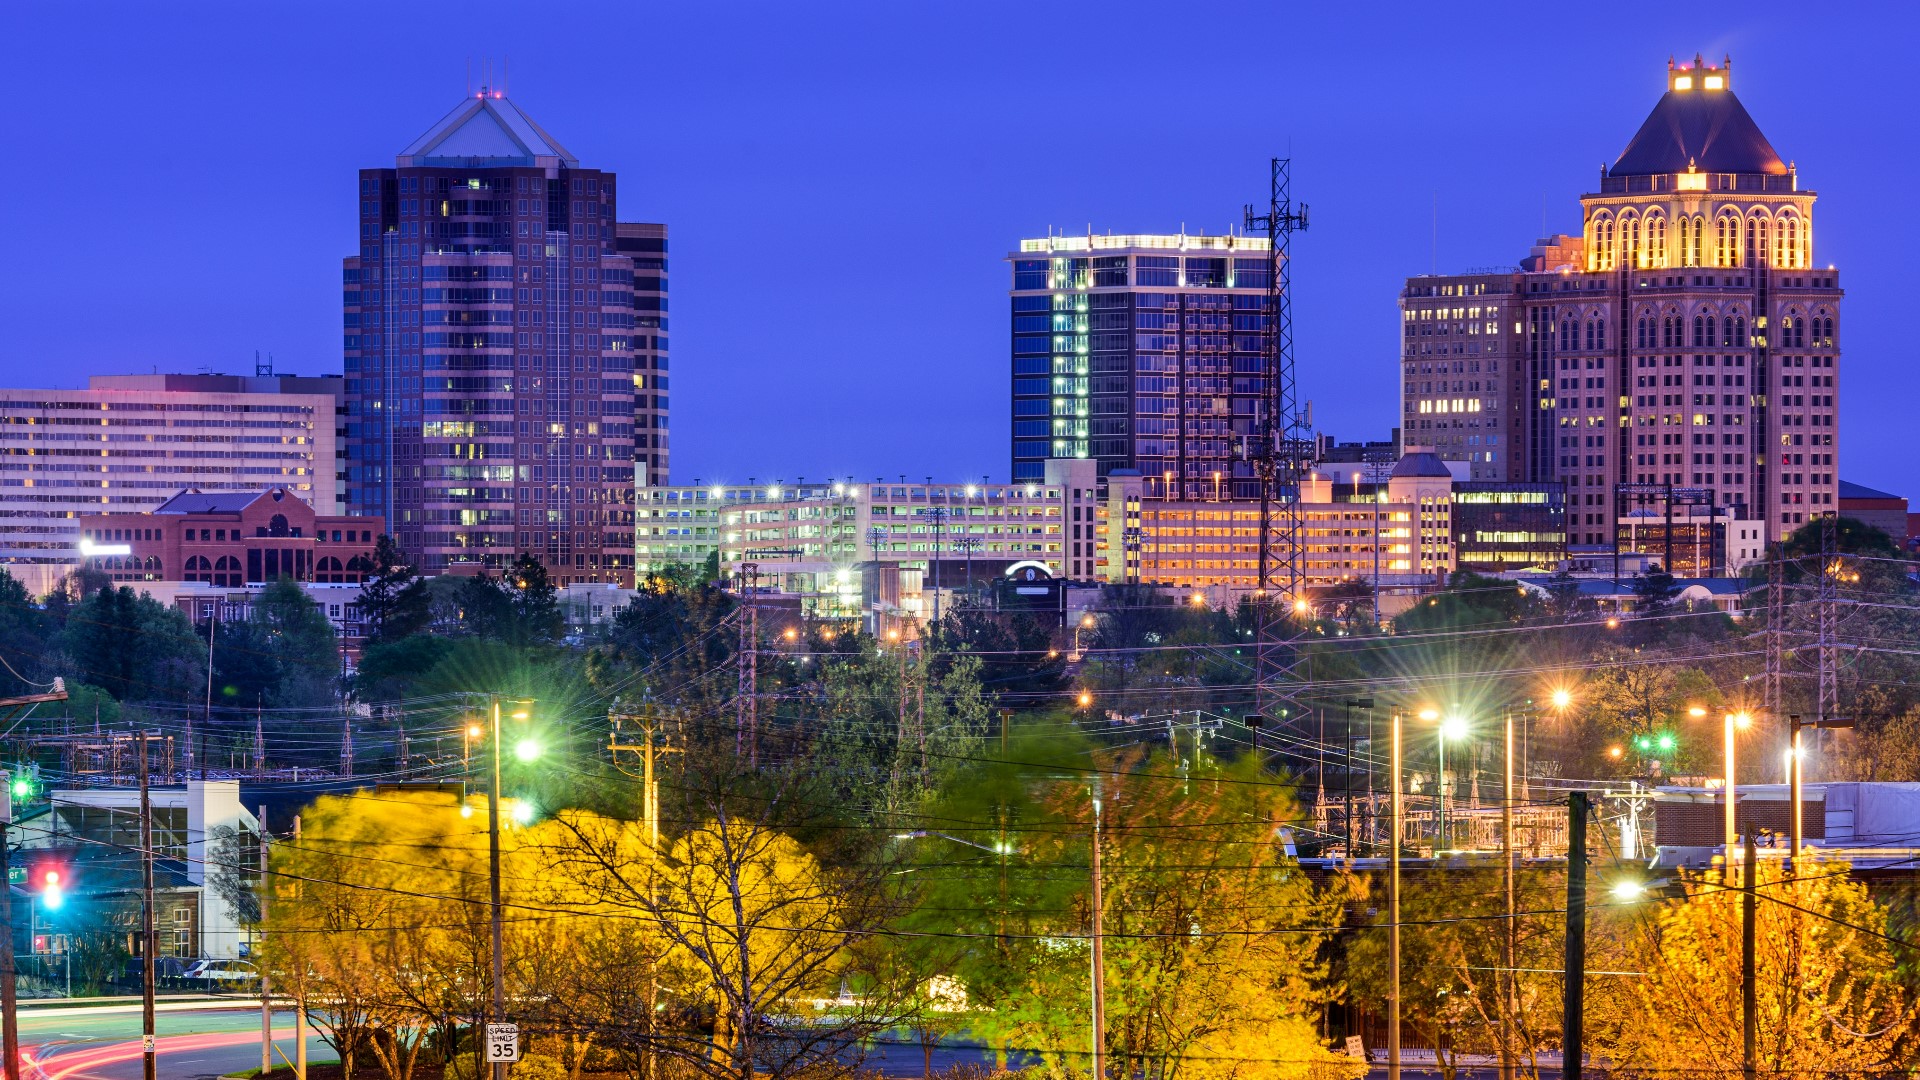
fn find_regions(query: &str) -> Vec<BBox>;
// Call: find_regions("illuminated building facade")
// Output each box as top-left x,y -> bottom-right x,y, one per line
637,460 -> 1098,623
0,375 -> 340,597
1401,58 -> 1841,546
74,487 -> 382,587
1398,272 -> 1527,481
1102,453 -> 1456,605
343,89 -> 665,586
1008,233 -> 1272,494
1450,482 -> 1568,572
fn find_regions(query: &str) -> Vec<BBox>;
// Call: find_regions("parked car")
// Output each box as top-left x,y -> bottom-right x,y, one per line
181,959 -> 256,983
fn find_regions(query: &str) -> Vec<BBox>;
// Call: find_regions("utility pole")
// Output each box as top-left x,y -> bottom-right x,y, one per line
1344,698 -> 1373,855
914,642 -> 927,781
1089,780 -> 1106,1080
140,730 -> 156,1080
1501,710 -> 1516,1080
486,695 -> 507,1080
253,699 -> 266,778
1388,712 -> 1402,1080
340,713 -> 353,779
204,608 -> 216,778
294,814 -> 306,1080
1563,791 -> 1588,1080
258,805 -> 271,1077
736,567 -> 760,765
610,703 -> 681,852
1742,833 -> 1757,1080
0,770 -> 16,1080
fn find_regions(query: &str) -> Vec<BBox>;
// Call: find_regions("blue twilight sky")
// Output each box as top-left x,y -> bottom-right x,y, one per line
2,3 -> 1913,497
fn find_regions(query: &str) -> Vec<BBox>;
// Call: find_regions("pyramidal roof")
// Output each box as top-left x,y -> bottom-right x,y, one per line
1609,56 -> 1786,178
398,92 -> 578,168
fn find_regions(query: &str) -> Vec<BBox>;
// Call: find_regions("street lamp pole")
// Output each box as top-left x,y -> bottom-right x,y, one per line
487,695 -> 507,1080
1723,711 -> 1745,884
1501,710 -> 1516,1080
1388,711 -> 1402,1080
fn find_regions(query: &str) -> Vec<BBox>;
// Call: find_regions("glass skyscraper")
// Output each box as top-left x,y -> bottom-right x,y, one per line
1008,234 -> 1272,498
342,89 -> 667,586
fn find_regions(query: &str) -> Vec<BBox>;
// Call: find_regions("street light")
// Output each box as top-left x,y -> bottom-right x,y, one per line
484,696 -> 537,1080
1723,711 -> 1751,882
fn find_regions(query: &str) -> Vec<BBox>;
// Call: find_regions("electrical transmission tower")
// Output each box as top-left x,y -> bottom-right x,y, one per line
1243,158 -> 1311,725
1817,510 -> 1840,726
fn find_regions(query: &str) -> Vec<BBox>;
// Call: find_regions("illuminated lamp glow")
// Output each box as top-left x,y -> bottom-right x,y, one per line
78,539 -> 131,557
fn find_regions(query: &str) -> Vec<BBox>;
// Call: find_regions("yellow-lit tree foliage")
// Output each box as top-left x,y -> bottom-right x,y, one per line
1595,859 -> 1917,1076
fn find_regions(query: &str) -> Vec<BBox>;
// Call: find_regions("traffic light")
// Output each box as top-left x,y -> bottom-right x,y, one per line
30,860 -> 68,910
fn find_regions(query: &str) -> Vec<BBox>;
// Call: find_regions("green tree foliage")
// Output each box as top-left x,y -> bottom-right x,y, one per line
505,553 -> 564,645
587,575 -> 737,714
357,534 -> 431,645
932,599 -> 1067,703
56,584 -> 203,701
211,579 -> 340,709
906,737 -> 1359,1080
1347,868 -> 1565,1080
0,567 -> 49,696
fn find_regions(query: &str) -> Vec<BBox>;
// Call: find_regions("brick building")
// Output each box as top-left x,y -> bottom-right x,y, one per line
76,487 -> 383,587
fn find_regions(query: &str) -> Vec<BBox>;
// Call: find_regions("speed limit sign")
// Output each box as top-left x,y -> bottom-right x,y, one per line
485,1023 -> 520,1062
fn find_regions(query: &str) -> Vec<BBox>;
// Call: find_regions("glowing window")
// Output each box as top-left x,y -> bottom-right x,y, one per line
1673,76 -> 1693,91
1703,75 -> 1724,90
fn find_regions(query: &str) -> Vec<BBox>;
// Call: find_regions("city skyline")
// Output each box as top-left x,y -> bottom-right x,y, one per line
2,4 -> 1913,497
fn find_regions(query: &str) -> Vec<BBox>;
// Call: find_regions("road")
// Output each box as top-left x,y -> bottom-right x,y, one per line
20,1007 -> 1546,1080
18,1002 -> 322,1080
12,1004 -> 1022,1079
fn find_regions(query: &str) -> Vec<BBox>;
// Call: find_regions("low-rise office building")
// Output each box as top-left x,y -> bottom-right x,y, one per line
637,459 -> 1099,623
76,487 -> 382,587
1101,452 -> 1457,611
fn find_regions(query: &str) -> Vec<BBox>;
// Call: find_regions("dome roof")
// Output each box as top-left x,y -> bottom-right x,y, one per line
1390,452 -> 1453,479
1609,59 -> 1786,178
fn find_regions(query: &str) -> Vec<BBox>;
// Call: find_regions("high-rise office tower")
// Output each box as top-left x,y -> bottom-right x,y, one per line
1401,58 -> 1839,545
342,89 -> 667,585
1008,234 -> 1272,497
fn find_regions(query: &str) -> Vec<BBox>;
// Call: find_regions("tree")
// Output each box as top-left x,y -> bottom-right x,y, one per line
535,767 -> 915,1080
1347,868 -> 1565,1080
506,554 -> 564,646
0,567 -> 49,697
1629,567 -> 1680,616
455,574 -> 517,641
57,585 -> 204,701
357,535 -> 431,644
912,741 -> 1360,1080
1595,861 -> 1917,1075
264,791 -> 494,1080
